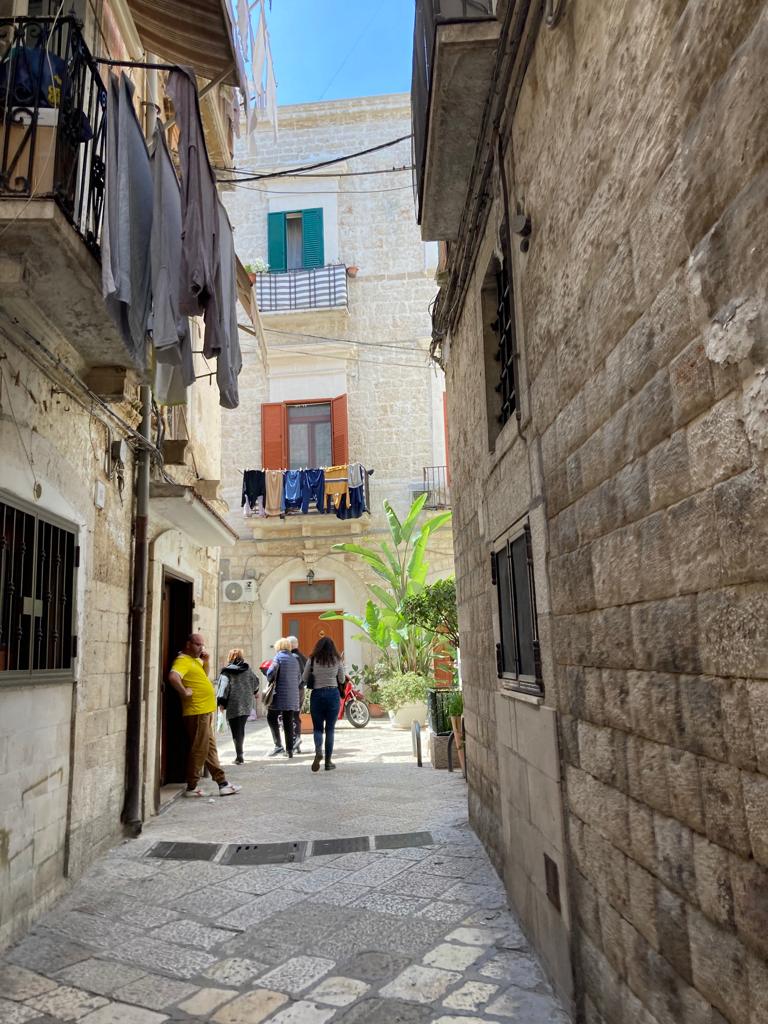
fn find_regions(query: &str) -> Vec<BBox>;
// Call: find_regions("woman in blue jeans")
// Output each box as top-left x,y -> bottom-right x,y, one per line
302,636 -> 345,772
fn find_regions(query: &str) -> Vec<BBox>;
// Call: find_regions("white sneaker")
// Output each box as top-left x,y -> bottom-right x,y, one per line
184,787 -> 205,798
219,783 -> 241,796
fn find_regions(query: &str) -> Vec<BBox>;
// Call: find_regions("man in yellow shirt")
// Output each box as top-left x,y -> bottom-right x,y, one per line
168,633 -> 240,797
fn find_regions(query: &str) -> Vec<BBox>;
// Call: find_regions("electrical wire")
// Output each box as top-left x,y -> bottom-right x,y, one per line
222,180 -> 412,195
213,133 -> 412,183
0,360 -> 41,492
263,327 -> 431,354
237,345 -> 432,371
318,0 -> 387,100
217,164 -> 413,179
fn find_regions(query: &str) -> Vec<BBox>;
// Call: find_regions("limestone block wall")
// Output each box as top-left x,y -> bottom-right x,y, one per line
0,338 -> 135,949
445,1 -> 768,1020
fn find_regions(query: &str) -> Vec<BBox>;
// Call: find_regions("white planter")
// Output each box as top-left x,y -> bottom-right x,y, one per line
388,702 -> 428,730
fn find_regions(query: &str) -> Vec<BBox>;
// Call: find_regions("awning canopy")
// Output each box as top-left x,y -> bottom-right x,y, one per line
126,0 -> 247,91
150,483 -> 238,547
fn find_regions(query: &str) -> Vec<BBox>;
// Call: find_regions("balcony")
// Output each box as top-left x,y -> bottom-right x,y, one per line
254,264 -> 348,315
0,16 -> 144,372
412,0 -> 500,241
414,466 -> 451,509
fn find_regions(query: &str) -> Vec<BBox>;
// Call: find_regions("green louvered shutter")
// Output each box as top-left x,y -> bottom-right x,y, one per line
301,208 -> 324,269
267,212 -> 287,272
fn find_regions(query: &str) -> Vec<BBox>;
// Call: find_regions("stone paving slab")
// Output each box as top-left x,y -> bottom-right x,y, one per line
0,721 -> 569,1023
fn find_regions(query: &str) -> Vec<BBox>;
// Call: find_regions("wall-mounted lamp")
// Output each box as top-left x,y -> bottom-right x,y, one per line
306,569 -> 315,585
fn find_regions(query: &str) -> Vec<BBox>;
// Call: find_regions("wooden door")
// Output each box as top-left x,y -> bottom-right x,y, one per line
282,611 -> 344,659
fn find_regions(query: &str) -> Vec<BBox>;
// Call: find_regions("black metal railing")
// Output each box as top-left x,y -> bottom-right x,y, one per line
423,465 -> 450,508
255,264 -> 348,313
0,15 -> 107,256
411,0 -> 495,219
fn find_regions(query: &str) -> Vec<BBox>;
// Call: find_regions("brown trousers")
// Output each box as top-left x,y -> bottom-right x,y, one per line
183,713 -> 226,788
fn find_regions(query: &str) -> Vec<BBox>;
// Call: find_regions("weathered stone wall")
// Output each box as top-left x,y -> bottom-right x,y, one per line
444,1 -> 768,1019
219,95 -> 454,663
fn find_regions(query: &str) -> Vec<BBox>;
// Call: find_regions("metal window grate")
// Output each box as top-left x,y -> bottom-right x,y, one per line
493,523 -> 542,697
1,498 -> 77,675
495,262 -> 517,427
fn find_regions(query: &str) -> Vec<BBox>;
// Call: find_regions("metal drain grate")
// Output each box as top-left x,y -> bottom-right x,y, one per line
374,831 -> 433,850
146,841 -> 221,861
311,836 -> 371,856
220,841 -> 308,865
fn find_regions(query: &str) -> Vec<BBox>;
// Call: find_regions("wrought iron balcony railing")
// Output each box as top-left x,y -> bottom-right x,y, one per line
254,264 -> 348,313
0,15 -> 107,257
423,465 -> 451,509
411,0 -> 495,220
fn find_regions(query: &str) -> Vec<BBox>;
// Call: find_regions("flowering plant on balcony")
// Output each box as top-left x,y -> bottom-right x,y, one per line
244,258 -> 269,276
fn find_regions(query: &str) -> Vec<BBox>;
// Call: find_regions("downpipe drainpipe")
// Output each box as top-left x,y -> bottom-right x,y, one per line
123,383 -> 151,836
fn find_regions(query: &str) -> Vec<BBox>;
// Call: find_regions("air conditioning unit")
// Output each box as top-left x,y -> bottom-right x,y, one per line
222,579 -> 256,604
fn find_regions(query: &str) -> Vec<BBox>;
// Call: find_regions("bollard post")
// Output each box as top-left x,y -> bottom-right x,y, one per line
447,731 -> 455,772
411,720 -> 423,767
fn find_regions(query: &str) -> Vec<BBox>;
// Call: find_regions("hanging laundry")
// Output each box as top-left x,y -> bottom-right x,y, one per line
282,470 -> 302,513
324,464 -> 349,513
265,469 -> 283,517
345,463 -> 367,519
101,73 -> 152,365
166,69 -> 220,332
149,123 -> 194,405
242,469 -> 266,511
211,201 -> 242,409
300,468 -> 324,514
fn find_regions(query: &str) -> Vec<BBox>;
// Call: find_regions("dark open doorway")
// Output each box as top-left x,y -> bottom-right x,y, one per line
158,572 -> 194,792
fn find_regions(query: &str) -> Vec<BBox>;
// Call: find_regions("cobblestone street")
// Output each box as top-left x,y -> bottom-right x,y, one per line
0,721 -> 568,1023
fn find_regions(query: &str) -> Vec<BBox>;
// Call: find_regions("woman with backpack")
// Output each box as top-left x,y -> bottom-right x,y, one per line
302,636 -> 345,773
216,648 -> 259,765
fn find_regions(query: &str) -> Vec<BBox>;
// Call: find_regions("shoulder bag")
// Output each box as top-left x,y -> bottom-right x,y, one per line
262,660 -> 279,709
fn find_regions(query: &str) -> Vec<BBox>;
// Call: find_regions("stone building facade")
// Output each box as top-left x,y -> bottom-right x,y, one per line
218,94 -> 453,670
0,0 -> 242,948
414,1 -> 768,1021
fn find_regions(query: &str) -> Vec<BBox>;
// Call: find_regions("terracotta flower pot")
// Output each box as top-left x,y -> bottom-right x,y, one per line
299,712 -> 313,731
450,715 -> 465,772
247,272 -> 257,284
346,265 -> 359,278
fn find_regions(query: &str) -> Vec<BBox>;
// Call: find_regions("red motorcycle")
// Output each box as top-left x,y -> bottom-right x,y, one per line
339,676 -> 370,728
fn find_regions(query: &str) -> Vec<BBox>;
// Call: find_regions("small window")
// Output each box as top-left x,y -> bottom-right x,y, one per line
482,235 -> 518,448
287,402 -> 332,469
0,496 -> 78,679
267,208 -> 325,272
290,579 -> 335,605
492,523 -> 541,696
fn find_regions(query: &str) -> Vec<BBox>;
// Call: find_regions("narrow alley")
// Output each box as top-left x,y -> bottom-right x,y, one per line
0,722 -> 567,1024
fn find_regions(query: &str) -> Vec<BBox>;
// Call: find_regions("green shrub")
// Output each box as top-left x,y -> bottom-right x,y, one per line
377,672 -> 431,713
446,689 -> 464,718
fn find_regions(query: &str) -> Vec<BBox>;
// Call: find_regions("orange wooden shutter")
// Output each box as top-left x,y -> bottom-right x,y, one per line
331,394 -> 349,465
443,391 -> 451,483
261,403 -> 286,469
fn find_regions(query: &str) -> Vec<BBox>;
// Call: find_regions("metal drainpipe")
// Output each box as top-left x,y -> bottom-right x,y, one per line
122,384 -> 151,835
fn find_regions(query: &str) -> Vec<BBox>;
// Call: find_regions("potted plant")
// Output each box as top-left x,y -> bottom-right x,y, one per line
245,258 -> 269,282
346,265 -> 359,278
377,672 -> 431,730
349,663 -> 386,718
299,688 -> 313,732
446,688 -> 465,771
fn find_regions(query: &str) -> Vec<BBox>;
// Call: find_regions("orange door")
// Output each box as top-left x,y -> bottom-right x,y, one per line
282,611 -> 344,659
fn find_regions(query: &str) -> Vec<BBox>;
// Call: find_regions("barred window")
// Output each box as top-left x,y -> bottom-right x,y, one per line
0,496 -> 78,679
494,259 -> 517,428
492,523 -> 542,697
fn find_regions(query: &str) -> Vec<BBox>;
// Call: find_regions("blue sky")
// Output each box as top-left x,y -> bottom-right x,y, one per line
266,0 -> 415,106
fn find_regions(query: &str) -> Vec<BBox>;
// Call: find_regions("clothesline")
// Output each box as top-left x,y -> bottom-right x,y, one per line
242,465 -> 370,520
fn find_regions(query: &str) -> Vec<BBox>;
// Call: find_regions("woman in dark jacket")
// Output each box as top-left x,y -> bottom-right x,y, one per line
302,636 -> 345,773
266,638 -> 302,758
217,648 -> 259,764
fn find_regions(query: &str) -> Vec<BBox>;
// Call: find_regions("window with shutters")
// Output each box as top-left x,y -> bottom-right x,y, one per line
267,208 -> 325,271
491,523 -> 542,697
0,494 -> 78,681
261,395 -> 348,470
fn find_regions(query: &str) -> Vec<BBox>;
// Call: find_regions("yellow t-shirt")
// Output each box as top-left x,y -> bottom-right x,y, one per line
171,654 -> 217,716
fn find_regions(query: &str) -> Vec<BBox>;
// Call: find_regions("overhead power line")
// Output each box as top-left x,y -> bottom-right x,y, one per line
263,327 -> 431,355
215,133 -> 412,183
224,181 -> 412,195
